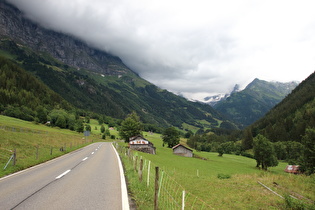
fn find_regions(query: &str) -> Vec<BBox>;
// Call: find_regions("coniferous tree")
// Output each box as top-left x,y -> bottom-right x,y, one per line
300,128 -> 315,175
100,125 -> 105,133
85,124 -> 91,132
119,112 -> 143,142
242,128 -> 253,150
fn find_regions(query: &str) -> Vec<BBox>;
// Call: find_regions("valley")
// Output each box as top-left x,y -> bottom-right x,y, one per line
0,0 -> 314,209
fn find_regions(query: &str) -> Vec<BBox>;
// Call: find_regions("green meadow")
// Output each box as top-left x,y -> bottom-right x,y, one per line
0,116 -> 109,178
119,132 -> 315,209
0,115 -> 314,209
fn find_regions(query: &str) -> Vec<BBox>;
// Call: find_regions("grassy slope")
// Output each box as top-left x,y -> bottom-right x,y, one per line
120,133 -> 315,209
0,116 -> 110,178
1,116 -> 313,208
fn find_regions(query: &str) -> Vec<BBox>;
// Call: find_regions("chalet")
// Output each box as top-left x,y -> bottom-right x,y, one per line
172,144 -> 193,157
129,135 -> 156,154
284,165 -> 300,174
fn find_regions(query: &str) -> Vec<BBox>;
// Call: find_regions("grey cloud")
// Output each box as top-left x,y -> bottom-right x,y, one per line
8,0 -> 315,100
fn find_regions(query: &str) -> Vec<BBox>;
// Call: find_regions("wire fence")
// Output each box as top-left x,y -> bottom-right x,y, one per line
115,143 -> 213,210
0,125 -> 48,134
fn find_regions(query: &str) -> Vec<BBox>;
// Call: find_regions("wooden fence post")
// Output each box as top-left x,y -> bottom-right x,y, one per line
139,159 -> 143,182
13,148 -> 16,166
154,166 -> 159,210
134,156 -> 138,172
147,161 -> 151,187
50,147 -> 53,155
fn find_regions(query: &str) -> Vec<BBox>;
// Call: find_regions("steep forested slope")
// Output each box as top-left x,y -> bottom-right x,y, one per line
249,71 -> 315,142
214,78 -> 298,128
0,56 -> 72,121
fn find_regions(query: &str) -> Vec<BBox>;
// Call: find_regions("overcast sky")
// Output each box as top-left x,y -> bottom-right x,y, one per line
9,0 -> 315,101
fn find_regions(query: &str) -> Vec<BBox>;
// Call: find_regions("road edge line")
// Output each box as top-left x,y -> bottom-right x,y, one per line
111,143 -> 130,210
0,143 -> 96,182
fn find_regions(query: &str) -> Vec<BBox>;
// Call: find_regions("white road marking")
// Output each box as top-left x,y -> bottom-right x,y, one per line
82,157 -> 88,161
91,152 -> 94,155
56,170 -> 71,179
111,144 -> 130,210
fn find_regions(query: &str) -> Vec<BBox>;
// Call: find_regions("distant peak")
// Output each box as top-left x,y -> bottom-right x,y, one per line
231,84 -> 240,93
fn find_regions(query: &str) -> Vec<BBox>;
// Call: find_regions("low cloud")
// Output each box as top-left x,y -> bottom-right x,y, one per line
9,0 -> 315,100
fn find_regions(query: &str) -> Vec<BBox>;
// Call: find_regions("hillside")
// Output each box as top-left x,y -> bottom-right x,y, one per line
249,71 -> 315,143
0,56 -> 72,121
0,1 -> 235,130
213,78 -> 298,128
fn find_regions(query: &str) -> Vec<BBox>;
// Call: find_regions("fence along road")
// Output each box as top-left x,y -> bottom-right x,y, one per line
0,142 -> 129,210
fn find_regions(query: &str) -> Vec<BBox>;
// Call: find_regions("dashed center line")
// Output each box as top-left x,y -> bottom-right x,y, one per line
55,170 -> 71,179
55,144 -> 101,180
11,143 -> 105,209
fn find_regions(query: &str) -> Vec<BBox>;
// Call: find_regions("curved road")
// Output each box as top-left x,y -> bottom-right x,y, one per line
0,142 -> 129,210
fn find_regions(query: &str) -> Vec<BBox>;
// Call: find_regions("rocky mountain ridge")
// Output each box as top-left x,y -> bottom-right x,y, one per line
211,78 -> 299,127
0,1 -> 129,76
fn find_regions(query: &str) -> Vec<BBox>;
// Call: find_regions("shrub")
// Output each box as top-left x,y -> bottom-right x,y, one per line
284,195 -> 314,210
241,152 -> 254,159
217,173 -> 231,179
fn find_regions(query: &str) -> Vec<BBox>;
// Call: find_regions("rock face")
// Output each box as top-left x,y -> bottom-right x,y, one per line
0,1 -> 130,75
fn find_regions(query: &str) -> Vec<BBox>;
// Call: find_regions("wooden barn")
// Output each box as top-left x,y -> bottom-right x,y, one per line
129,135 -> 156,154
172,144 -> 193,157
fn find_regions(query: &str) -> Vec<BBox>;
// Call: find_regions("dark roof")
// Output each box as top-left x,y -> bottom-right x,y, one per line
129,135 -> 147,141
172,144 -> 193,152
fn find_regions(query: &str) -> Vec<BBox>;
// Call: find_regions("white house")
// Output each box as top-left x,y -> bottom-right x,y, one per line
129,135 -> 156,154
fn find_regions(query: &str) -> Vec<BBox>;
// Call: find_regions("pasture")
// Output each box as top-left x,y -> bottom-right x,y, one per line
0,116 -> 104,177
119,132 -> 315,209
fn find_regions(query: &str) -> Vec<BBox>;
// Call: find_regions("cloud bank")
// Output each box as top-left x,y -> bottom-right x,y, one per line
9,0 -> 315,100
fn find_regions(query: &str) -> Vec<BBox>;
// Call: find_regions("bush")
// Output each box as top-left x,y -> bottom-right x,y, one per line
241,152 -> 254,159
284,195 -> 314,210
217,173 -> 231,179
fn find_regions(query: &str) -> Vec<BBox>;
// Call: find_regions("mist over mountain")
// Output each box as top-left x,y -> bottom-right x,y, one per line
203,84 -> 241,106
0,1 -> 236,130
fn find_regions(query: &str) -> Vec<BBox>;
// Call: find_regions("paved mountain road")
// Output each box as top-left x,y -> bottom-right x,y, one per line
0,142 -> 129,210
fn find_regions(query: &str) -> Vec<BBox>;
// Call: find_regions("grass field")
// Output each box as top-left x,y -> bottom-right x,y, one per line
1,115 -> 314,209
118,132 -> 315,209
0,116 -> 112,178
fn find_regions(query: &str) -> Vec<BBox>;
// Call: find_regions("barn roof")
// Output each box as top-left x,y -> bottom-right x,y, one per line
129,135 -> 147,141
172,144 -> 193,152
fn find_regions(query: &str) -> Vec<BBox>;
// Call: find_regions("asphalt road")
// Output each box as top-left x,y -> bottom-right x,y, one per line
0,142 -> 129,210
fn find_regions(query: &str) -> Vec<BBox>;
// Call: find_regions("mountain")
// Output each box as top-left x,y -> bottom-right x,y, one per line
212,78 -> 298,128
249,71 -> 315,143
0,1 -> 235,130
203,84 -> 240,106
0,0 -> 129,76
